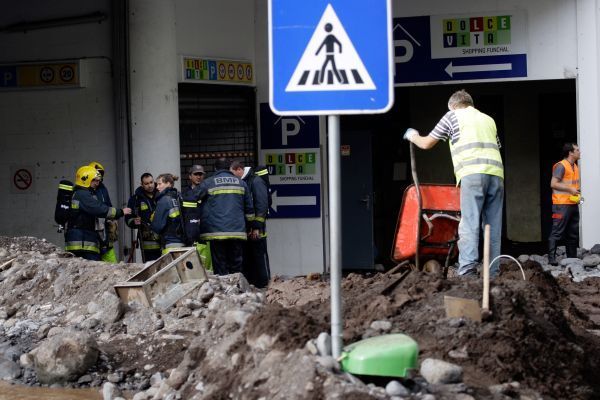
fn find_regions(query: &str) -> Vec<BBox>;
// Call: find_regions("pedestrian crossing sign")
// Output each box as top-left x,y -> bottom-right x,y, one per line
269,0 -> 393,115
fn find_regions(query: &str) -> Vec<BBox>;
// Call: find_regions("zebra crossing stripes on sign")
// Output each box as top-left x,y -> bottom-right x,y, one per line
286,4 -> 375,92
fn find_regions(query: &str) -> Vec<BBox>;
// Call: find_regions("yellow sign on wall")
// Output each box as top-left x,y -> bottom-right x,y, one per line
0,61 -> 80,89
182,57 -> 253,84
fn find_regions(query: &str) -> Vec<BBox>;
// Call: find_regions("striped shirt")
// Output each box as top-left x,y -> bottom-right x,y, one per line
429,108 -> 502,148
429,111 -> 460,144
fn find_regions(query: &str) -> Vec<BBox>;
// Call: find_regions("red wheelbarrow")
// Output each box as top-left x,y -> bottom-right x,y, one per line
390,144 -> 461,275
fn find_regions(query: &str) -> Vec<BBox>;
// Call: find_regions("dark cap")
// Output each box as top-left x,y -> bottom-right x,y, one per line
189,165 -> 205,175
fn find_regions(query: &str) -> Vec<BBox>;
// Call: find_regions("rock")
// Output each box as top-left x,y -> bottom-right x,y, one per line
150,372 -> 164,387
386,380 -> 409,397
102,382 -> 121,400
81,318 -> 100,330
77,374 -> 92,384
583,254 -> 600,267
305,339 -> 318,355
370,320 -> 392,332
561,258 -> 583,267
93,292 -> 125,325
517,254 -> 529,263
420,358 -> 463,384
448,348 -> 469,359
131,392 -> 151,400
0,359 -> 21,380
229,272 -> 251,292
107,371 -> 123,383
315,356 -> 339,371
47,327 -> 65,337
224,310 -> 251,327
123,304 -> 160,335
30,331 -> 99,384
37,323 -> 51,339
316,332 -> 332,356
176,306 -> 192,319
207,297 -> 223,311
590,244 -> 600,254
132,392 -> 150,400
197,282 -> 215,303
19,353 -> 33,368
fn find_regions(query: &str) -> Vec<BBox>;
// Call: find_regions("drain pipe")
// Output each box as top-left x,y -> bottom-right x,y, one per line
111,0 -> 134,261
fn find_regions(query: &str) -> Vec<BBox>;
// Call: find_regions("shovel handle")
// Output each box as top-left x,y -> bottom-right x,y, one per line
482,224 -> 490,311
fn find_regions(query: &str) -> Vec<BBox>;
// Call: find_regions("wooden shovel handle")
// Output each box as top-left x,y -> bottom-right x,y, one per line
482,224 -> 490,311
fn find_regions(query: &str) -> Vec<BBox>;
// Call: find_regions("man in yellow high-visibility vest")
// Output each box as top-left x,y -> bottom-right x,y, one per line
403,89 -> 504,278
548,143 -> 581,265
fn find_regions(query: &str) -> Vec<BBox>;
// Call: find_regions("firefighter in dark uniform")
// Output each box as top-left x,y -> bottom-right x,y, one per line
126,172 -> 161,262
181,165 -> 205,246
233,163 -> 271,288
192,158 -> 254,275
150,173 -> 185,253
65,165 -> 131,261
89,161 -> 118,262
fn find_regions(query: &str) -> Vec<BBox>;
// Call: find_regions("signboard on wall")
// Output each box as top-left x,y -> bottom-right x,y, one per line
0,61 -> 81,90
394,11 -> 527,84
259,103 -> 321,218
181,56 -> 253,85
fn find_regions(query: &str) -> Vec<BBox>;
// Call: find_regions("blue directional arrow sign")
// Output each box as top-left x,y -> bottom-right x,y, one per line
269,0 -> 394,115
394,14 -> 527,84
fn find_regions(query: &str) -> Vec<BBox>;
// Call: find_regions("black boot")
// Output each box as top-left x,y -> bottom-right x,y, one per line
548,239 -> 558,266
566,243 -> 578,259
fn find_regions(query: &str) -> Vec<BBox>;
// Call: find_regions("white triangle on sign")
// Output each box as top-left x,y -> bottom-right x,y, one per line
285,4 -> 376,92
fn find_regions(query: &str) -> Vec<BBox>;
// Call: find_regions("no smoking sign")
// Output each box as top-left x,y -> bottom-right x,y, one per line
10,166 -> 35,193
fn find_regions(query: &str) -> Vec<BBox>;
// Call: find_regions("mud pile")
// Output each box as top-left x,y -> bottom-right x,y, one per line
1,236 -> 600,399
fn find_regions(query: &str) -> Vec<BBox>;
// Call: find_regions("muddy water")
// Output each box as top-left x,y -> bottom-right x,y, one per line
0,381 -> 102,400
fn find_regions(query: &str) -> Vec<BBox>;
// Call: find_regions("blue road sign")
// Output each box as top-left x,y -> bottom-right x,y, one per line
269,0 -> 393,115
394,15 -> 527,84
260,103 -> 319,149
269,184 -> 321,218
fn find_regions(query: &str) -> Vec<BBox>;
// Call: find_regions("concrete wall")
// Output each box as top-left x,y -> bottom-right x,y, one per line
0,1 -> 116,246
175,0 -> 256,62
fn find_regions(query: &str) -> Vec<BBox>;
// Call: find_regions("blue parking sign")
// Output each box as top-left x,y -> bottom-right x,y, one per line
269,0 -> 393,115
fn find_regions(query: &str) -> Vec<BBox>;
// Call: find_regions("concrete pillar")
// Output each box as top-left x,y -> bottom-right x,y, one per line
129,0 -> 180,187
576,0 -> 600,248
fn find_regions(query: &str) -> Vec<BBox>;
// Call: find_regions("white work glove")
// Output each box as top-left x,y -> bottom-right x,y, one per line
403,128 -> 419,141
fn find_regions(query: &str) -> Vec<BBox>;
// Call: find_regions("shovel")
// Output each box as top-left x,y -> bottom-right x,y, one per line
443,224 -> 491,322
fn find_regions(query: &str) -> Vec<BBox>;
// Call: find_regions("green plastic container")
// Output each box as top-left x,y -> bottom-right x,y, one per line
340,334 -> 419,378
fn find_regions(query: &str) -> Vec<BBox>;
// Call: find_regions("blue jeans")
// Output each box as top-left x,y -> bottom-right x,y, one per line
458,174 -> 504,276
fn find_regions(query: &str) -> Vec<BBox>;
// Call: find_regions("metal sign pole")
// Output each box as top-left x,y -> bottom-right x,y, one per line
327,114 -> 343,357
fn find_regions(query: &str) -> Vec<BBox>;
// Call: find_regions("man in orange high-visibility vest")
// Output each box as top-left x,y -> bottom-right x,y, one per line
548,143 -> 581,266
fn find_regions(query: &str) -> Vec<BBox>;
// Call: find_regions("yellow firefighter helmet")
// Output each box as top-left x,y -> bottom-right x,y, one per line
75,165 -> 100,188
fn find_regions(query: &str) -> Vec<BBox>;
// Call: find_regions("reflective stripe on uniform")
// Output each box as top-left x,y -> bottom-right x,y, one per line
255,169 -> 269,176
140,203 -> 149,210
450,142 -> 499,156
65,241 -> 100,253
208,185 -> 245,195
168,208 -> 180,218
245,213 -> 255,220
106,207 -> 117,218
182,201 -> 197,208
453,158 -> 504,174
199,232 -> 247,240
71,199 -> 80,209
254,216 -> 266,223
59,184 -> 73,191
142,241 -> 161,250
209,189 -> 245,195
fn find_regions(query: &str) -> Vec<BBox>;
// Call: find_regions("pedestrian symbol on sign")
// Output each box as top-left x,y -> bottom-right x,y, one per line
285,4 -> 375,92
